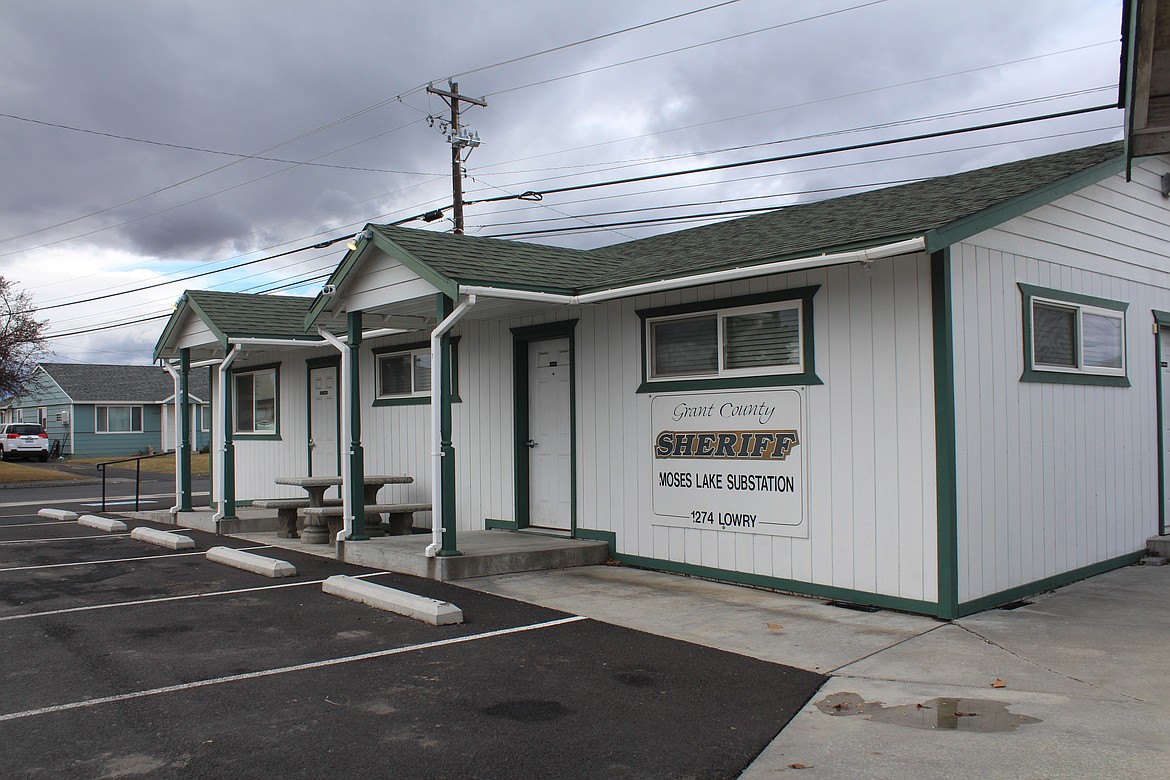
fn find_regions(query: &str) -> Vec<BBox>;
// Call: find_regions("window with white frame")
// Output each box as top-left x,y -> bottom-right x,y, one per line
1021,284 -> 1128,385
234,366 -> 278,434
96,405 -> 143,433
377,347 -> 433,398
200,404 -> 210,432
648,300 -> 803,380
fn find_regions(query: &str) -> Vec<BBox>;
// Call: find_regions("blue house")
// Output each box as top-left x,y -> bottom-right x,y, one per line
4,363 -> 210,458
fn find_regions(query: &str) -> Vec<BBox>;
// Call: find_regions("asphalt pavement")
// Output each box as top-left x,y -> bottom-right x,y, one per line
0,489 -> 824,779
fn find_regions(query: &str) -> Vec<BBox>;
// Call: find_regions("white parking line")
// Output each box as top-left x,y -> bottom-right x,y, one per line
0,572 -> 392,622
0,616 -> 588,723
0,492 -> 209,509
0,534 -> 130,545
0,545 -> 273,573
0,520 -> 74,529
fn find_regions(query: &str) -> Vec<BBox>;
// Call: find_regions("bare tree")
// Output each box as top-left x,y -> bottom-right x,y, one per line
0,277 -> 47,398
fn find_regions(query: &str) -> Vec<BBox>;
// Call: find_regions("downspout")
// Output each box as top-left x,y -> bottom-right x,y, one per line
318,326 -> 355,542
162,361 -> 182,516
212,345 -> 241,525
163,356 -> 221,516
426,294 -> 477,557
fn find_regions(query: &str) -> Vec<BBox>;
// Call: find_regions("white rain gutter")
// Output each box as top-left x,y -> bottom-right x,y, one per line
459,237 -> 926,305
162,357 -> 221,516
212,346 -> 242,524
317,328 -> 355,542
313,326 -> 406,543
426,295 -> 478,557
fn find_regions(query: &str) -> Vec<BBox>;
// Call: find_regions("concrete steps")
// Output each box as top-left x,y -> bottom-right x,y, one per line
1146,535 -> 1169,563
338,529 -> 610,581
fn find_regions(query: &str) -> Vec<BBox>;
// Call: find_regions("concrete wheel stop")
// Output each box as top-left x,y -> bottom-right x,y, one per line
322,575 -> 463,625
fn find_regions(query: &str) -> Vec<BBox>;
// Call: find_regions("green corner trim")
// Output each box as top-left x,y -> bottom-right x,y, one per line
956,550 -> 1146,616
1157,312 -> 1167,536
923,156 -> 1126,253
484,518 -> 518,531
931,249 -> 960,620
609,550 -> 938,615
1018,283 -> 1131,387
574,527 -> 616,557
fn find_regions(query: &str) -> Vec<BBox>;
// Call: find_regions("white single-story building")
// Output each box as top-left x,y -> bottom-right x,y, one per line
154,141 -> 1170,617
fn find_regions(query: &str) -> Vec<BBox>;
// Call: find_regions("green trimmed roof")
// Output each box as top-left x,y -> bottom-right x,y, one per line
368,225 -> 598,294
183,290 -> 316,338
366,141 -> 1124,294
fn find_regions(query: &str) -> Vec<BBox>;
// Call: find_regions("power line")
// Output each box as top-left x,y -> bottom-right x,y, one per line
393,0 -> 748,100
469,86 -> 1115,191
0,111 -> 443,176
465,103 -> 1119,206
22,107 -> 1119,325
474,39 -> 1118,173
481,0 -> 891,99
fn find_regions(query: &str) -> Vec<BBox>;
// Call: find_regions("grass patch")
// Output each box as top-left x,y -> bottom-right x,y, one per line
0,462 -> 86,485
68,452 -> 210,477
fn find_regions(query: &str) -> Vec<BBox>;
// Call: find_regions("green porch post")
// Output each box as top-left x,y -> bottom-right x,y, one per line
347,311 -> 368,540
437,294 -> 461,557
223,362 -> 236,520
177,349 -> 193,511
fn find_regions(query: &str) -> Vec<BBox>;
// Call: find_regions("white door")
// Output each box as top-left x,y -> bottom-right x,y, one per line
528,338 -> 572,529
309,367 -> 339,487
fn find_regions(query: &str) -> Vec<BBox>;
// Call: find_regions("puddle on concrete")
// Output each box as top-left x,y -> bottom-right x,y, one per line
815,693 -> 1040,733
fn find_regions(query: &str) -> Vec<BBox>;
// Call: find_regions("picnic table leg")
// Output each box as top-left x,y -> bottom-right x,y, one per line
300,486 -> 331,545
363,484 -> 386,537
276,508 -> 299,539
386,511 -> 413,536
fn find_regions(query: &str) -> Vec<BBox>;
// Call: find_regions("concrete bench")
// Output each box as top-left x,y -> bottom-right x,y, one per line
252,497 -> 343,538
302,503 -> 432,537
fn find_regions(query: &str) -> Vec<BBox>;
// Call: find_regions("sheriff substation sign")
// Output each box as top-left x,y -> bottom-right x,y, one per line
651,389 -> 807,538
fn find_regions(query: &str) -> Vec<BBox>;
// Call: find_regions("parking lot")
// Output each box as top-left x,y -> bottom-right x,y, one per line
0,492 -> 825,779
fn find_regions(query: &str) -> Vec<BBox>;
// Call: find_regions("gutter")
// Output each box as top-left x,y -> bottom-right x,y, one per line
426,295 -> 477,557
460,237 -> 926,304
162,357 -> 221,516
212,346 -> 241,526
317,328 -> 355,542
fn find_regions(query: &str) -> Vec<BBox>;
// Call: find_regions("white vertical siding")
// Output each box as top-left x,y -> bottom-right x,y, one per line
951,159 -> 1170,602
568,254 -> 938,603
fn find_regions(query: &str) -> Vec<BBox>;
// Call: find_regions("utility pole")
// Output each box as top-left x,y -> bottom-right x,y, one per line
426,80 -> 486,234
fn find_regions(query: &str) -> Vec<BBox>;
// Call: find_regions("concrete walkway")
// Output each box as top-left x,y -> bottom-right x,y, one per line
461,562 -> 1169,778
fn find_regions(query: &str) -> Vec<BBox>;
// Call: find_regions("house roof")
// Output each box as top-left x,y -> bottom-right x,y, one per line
325,141 -> 1125,306
152,290 -> 317,360
38,363 -> 210,404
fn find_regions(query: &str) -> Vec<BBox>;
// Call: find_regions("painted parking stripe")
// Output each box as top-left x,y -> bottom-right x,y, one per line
0,572 -> 392,623
0,534 -> 130,545
0,545 -> 273,572
0,615 -> 588,723
0,492 -> 209,509
0,520 -> 85,529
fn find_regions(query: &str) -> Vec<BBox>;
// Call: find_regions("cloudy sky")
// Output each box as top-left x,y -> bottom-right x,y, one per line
0,0 -> 1125,365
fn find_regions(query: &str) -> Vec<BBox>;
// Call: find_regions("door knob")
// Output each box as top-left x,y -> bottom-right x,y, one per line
526,439 -> 538,448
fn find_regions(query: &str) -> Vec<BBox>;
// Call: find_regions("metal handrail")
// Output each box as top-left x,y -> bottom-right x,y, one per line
96,450 -> 176,511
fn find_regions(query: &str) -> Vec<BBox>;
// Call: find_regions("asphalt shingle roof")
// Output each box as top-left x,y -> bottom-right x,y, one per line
370,141 -> 1124,293
39,363 -> 210,403
185,290 -> 316,338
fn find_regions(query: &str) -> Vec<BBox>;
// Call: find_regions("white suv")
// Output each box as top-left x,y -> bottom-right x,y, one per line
0,423 -> 50,462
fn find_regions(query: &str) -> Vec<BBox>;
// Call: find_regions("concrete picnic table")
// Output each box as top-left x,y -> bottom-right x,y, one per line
274,474 -> 413,543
